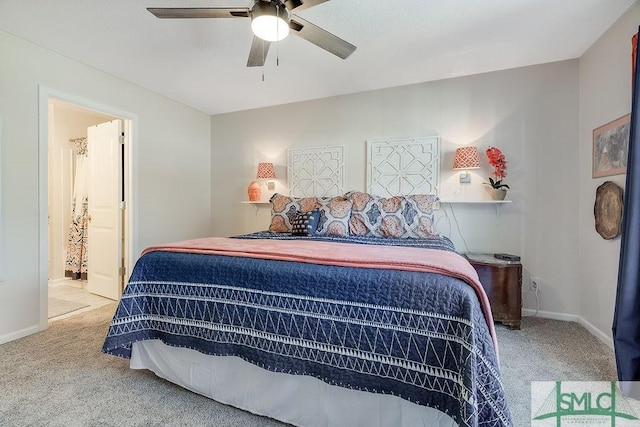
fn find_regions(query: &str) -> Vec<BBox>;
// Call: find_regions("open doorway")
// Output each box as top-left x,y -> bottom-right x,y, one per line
38,87 -> 137,329
47,101 -> 118,320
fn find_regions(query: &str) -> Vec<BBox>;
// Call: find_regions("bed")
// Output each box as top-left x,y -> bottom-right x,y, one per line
102,192 -> 512,427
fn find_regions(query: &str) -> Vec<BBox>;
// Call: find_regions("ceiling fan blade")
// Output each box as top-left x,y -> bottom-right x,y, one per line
284,0 -> 329,13
289,16 -> 356,59
147,8 -> 250,19
247,36 -> 271,67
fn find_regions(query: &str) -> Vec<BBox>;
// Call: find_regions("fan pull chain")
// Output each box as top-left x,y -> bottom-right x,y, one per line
262,37 -> 265,81
276,5 -> 281,67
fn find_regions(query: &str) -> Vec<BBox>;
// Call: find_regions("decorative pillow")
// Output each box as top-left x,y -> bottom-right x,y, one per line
269,193 -> 319,233
346,191 -> 439,238
315,196 -> 353,237
345,191 -> 376,236
291,209 -> 320,236
402,194 -> 439,238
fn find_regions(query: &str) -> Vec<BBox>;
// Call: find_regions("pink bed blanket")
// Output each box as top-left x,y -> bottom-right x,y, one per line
142,237 -> 499,356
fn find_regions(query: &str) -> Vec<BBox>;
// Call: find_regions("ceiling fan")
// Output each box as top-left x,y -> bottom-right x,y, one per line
147,0 -> 357,67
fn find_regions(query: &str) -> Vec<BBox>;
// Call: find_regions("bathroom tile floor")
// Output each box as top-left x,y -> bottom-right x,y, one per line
48,281 -> 115,322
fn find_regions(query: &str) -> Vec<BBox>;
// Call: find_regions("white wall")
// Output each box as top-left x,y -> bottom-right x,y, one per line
0,30 -> 212,343
579,4 -> 640,344
211,60 -> 580,317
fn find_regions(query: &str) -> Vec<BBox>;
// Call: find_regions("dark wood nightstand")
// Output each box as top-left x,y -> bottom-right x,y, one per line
465,253 -> 522,330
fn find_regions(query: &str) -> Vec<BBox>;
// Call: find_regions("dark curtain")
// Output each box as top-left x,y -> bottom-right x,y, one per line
613,28 -> 640,399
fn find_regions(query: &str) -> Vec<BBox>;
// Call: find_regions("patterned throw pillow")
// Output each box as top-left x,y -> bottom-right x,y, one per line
291,209 -> 321,236
269,193 -> 320,233
346,191 -> 439,238
346,191 -> 378,236
315,196 -> 353,237
402,194 -> 439,238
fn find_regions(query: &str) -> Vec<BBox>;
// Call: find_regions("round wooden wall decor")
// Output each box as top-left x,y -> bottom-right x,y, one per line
594,181 -> 624,240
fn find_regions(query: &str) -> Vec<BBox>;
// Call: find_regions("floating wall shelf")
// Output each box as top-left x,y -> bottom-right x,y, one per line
241,201 -> 270,214
440,200 -> 511,204
439,200 -> 512,223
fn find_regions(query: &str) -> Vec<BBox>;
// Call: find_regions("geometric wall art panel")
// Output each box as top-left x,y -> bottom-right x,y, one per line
367,135 -> 440,197
287,145 -> 345,198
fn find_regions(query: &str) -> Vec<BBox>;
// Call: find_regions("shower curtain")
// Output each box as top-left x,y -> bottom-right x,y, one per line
64,137 -> 89,280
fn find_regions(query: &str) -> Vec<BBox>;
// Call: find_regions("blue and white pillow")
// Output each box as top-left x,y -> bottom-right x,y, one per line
315,197 -> 352,237
345,191 -> 439,238
291,209 -> 320,236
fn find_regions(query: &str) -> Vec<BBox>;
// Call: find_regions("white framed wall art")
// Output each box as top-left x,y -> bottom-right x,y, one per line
287,145 -> 345,198
367,135 -> 440,197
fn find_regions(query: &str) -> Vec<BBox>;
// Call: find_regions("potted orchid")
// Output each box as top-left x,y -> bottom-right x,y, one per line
485,146 -> 509,200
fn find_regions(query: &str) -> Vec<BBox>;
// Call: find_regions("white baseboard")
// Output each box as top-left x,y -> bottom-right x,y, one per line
0,324 -> 43,345
521,309 -> 614,350
577,316 -> 614,350
522,308 -> 578,322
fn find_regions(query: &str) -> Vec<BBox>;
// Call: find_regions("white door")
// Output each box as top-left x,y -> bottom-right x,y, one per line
87,120 -> 122,300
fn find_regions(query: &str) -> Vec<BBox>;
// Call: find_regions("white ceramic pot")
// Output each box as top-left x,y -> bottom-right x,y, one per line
487,187 -> 507,200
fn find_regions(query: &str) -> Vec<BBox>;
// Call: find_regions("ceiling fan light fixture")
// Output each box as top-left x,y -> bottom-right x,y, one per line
251,1 -> 290,42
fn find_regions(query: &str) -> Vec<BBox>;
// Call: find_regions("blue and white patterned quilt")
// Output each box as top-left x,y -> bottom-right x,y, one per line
102,234 -> 512,427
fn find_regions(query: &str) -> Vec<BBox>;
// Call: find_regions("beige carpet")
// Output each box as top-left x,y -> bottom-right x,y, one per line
0,304 -> 285,427
496,317 -> 617,425
0,304 -> 618,426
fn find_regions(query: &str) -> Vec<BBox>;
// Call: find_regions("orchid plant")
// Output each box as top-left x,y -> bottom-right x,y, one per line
485,146 -> 510,190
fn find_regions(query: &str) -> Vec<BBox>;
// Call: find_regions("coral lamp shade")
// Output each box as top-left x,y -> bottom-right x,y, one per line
256,162 -> 276,179
453,147 -> 481,170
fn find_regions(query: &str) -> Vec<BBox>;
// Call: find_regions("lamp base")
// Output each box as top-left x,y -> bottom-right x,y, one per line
247,181 -> 262,202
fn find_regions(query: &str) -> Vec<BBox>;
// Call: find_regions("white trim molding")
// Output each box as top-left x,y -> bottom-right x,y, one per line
0,325 -> 41,345
38,85 -> 139,332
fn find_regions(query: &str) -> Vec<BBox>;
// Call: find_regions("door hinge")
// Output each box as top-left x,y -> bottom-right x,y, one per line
119,266 -> 126,277
119,201 -> 126,210
119,133 -> 125,144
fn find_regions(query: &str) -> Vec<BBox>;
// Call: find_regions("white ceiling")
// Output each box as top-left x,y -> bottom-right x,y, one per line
0,0 -> 635,115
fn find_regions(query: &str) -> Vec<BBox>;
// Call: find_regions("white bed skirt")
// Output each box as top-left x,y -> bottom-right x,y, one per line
131,340 -> 458,427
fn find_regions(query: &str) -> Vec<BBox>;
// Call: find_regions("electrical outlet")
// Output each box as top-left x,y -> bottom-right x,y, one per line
530,277 -> 541,292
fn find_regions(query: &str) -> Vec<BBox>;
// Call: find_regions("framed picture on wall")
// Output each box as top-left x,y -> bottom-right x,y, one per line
592,113 -> 631,178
